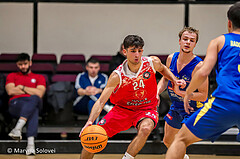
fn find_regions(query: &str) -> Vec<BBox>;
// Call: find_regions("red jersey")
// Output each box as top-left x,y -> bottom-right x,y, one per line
110,56 -> 158,111
6,72 -> 46,101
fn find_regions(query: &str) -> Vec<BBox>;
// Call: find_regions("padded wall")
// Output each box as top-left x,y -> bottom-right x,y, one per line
38,3 -> 184,61
189,4 -> 230,56
0,3 -> 33,55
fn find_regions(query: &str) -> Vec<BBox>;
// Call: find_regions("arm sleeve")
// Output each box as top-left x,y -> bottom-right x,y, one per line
75,73 -> 83,89
6,73 -> 15,85
100,73 -> 108,89
37,75 -> 46,87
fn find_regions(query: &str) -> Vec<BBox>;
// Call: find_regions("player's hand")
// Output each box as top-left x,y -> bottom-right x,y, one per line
184,93 -> 194,114
175,79 -> 186,89
172,82 -> 181,96
79,121 -> 93,137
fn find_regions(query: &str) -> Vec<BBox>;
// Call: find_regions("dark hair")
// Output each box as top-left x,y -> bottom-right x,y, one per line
123,35 -> 144,49
227,2 -> 240,29
86,58 -> 99,65
179,26 -> 199,43
17,53 -> 30,62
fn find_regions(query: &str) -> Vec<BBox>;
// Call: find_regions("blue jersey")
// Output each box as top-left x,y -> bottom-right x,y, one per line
212,33 -> 240,103
167,52 -> 203,111
75,71 -> 108,90
73,71 -> 108,105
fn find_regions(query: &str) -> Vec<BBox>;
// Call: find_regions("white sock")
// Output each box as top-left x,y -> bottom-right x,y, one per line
27,136 -> 35,146
15,118 -> 26,130
184,154 -> 189,159
122,152 -> 134,159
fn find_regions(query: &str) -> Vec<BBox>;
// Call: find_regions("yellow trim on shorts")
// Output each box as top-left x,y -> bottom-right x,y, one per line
193,97 -> 215,126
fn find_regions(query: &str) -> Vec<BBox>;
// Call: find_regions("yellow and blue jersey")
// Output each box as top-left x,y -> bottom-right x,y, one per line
212,33 -> 240,103
185,33 -> 240,142
167,52 -> 204,111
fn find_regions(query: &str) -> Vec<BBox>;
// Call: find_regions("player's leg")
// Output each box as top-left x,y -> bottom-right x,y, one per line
163,109 -> 183,148
165,124 -> 201,159
163,122 -> 179,148
80,148 -> 94,159
166,97 -> 237,159
124,118 -> 155,158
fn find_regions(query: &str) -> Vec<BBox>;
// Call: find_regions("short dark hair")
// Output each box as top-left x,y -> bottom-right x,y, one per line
17,53 -> 30,62
227,2 -> 240,29
179,27 -> 199,43
86,58 -> 99,65
123,35 -> 144,49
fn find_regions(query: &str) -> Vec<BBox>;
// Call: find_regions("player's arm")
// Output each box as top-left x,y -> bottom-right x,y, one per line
80,72 -> 120,136
157,54 -> 173,96
173,61 -> 208,102
184,35 -> 224,114
188,62 -> 208,102
5,83 -> 25,96
152,56 -> 185,88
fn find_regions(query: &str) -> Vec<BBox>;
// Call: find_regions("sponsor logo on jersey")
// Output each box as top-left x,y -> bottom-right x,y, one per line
166,113 -> 173,120
143,72 -> 150,79
98,119 -> 106,125
182,75 -> 190,81
135,90 -> 146,98
31,78 -> 36,83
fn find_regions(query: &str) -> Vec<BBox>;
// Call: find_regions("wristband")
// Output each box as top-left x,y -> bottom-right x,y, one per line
22,86 -> 26,93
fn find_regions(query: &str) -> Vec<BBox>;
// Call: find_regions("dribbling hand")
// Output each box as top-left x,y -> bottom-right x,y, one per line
79,121 -> 93,137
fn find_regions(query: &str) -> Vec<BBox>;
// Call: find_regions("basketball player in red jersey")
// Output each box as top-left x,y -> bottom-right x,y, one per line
79,35 -> 186,159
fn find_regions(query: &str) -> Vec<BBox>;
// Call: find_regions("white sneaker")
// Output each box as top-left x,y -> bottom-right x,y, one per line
103,105 -> 113,112
184,154 -> 189,159
26,145 -> 36,155
8,128 -> 22,140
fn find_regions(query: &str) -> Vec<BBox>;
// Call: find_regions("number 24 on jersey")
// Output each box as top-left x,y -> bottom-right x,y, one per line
133,79 -> 145,90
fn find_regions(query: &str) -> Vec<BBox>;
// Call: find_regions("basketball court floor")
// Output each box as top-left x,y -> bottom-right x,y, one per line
0,154 -> 240,159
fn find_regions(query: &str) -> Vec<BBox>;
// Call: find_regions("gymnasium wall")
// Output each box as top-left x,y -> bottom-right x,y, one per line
189,4 -> 230,56
0,2 -> 231,62
0,3 -> 33,56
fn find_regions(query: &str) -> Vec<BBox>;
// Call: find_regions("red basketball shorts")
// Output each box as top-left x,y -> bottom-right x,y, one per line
97,105 -> 159,137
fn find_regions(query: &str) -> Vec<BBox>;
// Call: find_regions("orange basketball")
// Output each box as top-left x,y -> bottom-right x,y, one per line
80,125 -> 108,153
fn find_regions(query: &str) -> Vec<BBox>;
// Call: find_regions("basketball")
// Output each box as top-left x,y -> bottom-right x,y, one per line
80,125 -> 108,153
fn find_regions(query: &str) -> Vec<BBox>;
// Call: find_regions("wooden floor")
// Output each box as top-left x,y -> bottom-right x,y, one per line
0,154 -> 240,159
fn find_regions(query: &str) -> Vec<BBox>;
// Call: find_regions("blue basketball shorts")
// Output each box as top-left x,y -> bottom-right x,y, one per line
185,96 -> 240,142
164,108 -> 196,129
